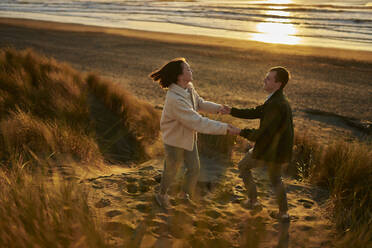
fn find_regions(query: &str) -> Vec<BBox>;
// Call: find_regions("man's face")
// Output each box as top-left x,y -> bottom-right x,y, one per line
264,71 -> 281,93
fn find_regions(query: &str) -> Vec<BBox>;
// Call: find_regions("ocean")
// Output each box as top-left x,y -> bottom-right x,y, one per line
1,0 -> 372,51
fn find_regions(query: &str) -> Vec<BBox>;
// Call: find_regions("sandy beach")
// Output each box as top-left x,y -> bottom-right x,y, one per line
1,17 -> 371,144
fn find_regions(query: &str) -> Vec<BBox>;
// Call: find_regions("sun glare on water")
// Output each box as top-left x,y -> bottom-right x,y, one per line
251,0 -> 301,45
264,0 -> 292,4
252,21 -> 300,45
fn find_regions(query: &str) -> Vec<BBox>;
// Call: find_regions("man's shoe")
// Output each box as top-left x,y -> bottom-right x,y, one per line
242,199 -> 262,210
180,193 -> 197,208
155,193 -> 171,209
269,211 -> 290,222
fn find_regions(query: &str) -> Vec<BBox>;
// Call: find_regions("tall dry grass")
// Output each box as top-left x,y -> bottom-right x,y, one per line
287,132 -> 322,180
292,134 -> 372,247
313,141 -> 372,247
86,73 -> 160,161
0,48 -> 161,164
0,47 -> 163,247
0,48 -> 102,165
0,160 -> 108,247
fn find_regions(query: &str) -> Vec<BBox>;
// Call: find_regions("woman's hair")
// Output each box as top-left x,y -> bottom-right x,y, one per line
149,58 -> 186,88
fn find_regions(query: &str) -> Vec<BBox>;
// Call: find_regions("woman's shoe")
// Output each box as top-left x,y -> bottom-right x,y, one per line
155,193 -> 171,209
180,192 -> 197,208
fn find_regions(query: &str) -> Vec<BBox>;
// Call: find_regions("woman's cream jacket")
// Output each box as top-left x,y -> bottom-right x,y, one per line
160,82 -> 228,151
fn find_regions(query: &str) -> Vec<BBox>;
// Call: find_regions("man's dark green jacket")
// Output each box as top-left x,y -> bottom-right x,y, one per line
231,89 -> 294,164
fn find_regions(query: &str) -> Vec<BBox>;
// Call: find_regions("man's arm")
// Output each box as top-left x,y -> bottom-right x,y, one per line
220,104 -> 264,119
239,104 -> 282,141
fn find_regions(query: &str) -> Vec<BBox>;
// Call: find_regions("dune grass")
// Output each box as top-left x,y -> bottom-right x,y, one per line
291,134 -> 372,247
0,48 -> 160,165
287,132 -> 323,180
315,141 -> 372,247
0,47 -> 102,165
0,160 -> 108,247
0,48 -> 161,247
86,73 -> 160,162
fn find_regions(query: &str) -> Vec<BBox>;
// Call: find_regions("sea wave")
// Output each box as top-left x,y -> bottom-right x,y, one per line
2,2 -> 371,25
1,0 -> 372,51
245,3 -> 372,10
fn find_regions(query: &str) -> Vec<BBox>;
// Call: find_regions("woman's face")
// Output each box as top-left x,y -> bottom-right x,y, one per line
177,62 -> 193,87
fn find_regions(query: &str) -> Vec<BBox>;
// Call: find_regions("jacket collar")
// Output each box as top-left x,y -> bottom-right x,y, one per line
265,89 -> 283,104
169,82 -> 193,98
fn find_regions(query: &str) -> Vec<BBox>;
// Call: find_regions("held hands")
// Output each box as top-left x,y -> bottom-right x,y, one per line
218,104 -> 239,135
227,124 -> 241,135
218,105 -> 231,115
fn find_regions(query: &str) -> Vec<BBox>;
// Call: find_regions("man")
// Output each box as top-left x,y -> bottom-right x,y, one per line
221,66 -> 294,222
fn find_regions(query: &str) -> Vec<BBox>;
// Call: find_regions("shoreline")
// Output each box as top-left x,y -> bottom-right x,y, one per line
1,17 -> 372,63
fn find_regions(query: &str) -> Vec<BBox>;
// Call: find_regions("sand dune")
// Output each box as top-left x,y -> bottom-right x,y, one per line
74,157 -> 335,248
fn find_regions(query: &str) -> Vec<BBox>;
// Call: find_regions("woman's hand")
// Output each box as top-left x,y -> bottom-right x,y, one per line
219,105 -> 231,114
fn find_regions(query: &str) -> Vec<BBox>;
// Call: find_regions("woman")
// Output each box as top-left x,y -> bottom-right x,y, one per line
149,58 -> 240,209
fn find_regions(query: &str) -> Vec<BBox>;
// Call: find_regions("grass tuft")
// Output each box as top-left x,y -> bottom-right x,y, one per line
0,48 -> 160,164
0,161 -> 108,247
86,73 -> 160,161
290,133 -> 372,247
0,48 -> 100,165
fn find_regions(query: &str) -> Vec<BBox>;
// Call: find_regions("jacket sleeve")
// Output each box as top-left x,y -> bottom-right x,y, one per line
239,104 -> 282,141
170,97 -> 228,135
231,104 -> 264,119
194,88 -> 221,114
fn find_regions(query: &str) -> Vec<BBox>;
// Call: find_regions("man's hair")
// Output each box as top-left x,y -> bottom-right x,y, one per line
270,66 -> 290,89
149,58 -> 186,88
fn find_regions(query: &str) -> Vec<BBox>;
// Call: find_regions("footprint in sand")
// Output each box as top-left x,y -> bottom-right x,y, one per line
304,215 -> 317,221
136,203 -> 152,213
104,221 -> 134,238
92,185 -> 104,189
204,209 -> 222,219
95,198 -> 111,208
299,225 -> 313,231
138,178 -> 157,193
125,177 -> 137,183
105,210 -> 123,218
126,183 -> 138,194
298,199 -> 315,209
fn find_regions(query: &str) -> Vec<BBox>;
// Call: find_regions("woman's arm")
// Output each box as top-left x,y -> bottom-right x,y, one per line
189,83 -> 222,114
169,97 -> 228,135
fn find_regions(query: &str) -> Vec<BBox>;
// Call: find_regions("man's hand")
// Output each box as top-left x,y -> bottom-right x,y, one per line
227,124 -> 241,135
219,105 -> 232,115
